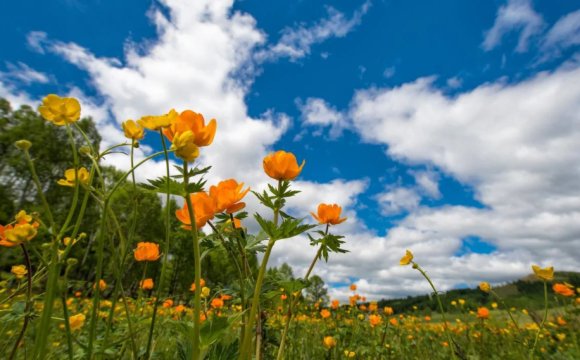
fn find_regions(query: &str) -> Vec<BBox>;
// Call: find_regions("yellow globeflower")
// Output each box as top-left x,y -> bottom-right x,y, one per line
201,286 -> 211,298
69,314 -> 86,330
479,282 -> 490,292
3,224 -> 37,244
137,109 -> 178,131
58,167 -> 90,187
11,265 -> 28,280
263,150 -> 305,181
323,336 -> 336,349
399,250 -> 413,266
121,120 -> 145,140
14,210 -> 32,223
38,94 -> 81,125
532,265 -> 554,281
170,131 -> 200,163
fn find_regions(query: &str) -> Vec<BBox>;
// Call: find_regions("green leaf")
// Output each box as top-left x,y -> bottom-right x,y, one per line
138,176 -> 186,196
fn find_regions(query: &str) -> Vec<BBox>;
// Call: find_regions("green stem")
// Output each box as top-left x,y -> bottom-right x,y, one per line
61,266 -> 74,360
8,244 -> 33,360
59,123 -> 80,238
23,149 -> 56,234
489,289 -> 522,338
145,131 -> 173,359
414,262 -> 457,360
530,280 -> 548,356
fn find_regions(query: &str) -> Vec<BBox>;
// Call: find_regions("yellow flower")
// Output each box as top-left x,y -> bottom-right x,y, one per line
479,282 -> 490,292
344,351 -> 355,357
263,151 -> 305,181
310,204 -> 347,225
69,314 -> 86,330
11,265 -> 27,280
137,109 -> 178,131
532,265 -> 554,281
122,120 -> 145,140
170,131 -> 200,163
451,301 -> 457,306
38,94 -> 81,125
201,287 -> 210,298
14,210 -> 32,223
492,302 -> 498,309
323,336 -> 336,349
58,167 -> 90,187
399,250 -> 413,266
556,333 -> 566,341
163,110 -> 217,147
3,224 -> 37,244
458,299 -> 465,306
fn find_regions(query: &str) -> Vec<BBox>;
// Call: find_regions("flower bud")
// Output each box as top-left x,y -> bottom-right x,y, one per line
15,140 -> 32,150
67,258 -> 78,266
79,146 -> 90,156
41,243 -> 53,250
79,232 -> 87,239
133,141 -> 140,148
412,263 -> 418,269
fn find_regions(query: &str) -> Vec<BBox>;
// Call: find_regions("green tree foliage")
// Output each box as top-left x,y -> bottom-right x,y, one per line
305,275 -> 328,305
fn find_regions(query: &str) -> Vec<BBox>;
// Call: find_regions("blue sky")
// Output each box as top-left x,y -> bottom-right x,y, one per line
2,0 -> 580,300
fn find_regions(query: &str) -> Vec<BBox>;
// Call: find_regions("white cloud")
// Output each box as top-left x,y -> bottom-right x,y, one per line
446,76 -> 462,89
1,62 -> 50,85
375,186 -> 421,216
410,169 -> 441,199
541,9 -> 580,57
383,66 -> 395,78
255,1 -> 371,62
482,0 -> 546,52
296,97 -> 346,139
26,31 -> 47,54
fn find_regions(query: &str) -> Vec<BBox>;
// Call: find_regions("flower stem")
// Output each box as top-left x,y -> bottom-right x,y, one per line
8,244 -> 33,360
530,280 -> 548,356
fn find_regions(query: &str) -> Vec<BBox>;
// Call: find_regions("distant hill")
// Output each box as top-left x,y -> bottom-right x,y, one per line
375,271 -> 580,316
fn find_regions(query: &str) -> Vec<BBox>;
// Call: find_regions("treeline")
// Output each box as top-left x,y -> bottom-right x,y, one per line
376,271 -> 580,315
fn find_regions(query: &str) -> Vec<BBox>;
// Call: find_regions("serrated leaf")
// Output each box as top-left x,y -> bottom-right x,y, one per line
138,176 -> 186,196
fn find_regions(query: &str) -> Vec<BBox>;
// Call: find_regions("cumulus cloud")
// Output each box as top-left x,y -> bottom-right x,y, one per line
375,186 -> 421,216
540,8 -> 580,60
482,0 -> 546,52
255,1 -> 371,62
296,97 -> 347,139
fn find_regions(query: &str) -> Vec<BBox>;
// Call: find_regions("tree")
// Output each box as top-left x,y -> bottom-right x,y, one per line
305,275 -> 328,305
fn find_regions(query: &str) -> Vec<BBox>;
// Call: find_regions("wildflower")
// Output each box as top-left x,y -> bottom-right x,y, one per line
176,192 -> 216,229
122,120 -> 145,140
140,278 -> 154,290
384,307 -> 394,316
556,333 -> 566,341
263,150 -> 305,181
170,130 -> 200,163
369,302 -> 378,312
532,265 -> 554,281
201,287 -> 210,298
14,210 -> 32,223
38,94 -> 81,125
553,283 -> 574,297
163,299 -> 174,308
424,316 -> 431,321
399,250 -> 413,266
310,204 -> 347,225
344,351 -> 356,358
321,309 -> 331,318
479,282 -> 490,292
15,140 -> 32,150
137,109 -> 178,130
93,280 -> 107,292
458,299 -> 465,306
332,299 -> 340,309
477,307 -> 490,319
58,167 -> 90,187
1,223 -> 37,246
75,292 -> 82,298
323,336 -> 336,349
557,317 -> 567,326
369,314 -> 382,327
350,284 -> 357,291
224,218 -> 244,232
492,302 -> 498,309
359,305 -> 367,311
134,242 -> 161,261
11,265 -> 27,280
211,298 -> 224,309
281,294 -> 287,301
451,301 -> 457,306
209,179 -> 250,214
163,110 -> 216,147
175,305 -> 186,313
190,278 -> 206,291
220,294 -> 232,300
69,314 -> 86,330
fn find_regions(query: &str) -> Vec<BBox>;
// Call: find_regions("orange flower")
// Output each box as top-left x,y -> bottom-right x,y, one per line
176,192 -> 215,229
369,314 -> 382,327
424,316 -> 431,321
553,284 -> 575,297
190,278 -> 206,291
320,309 -> 331,318
384,307 -> 394,316
350,284 -> 357,291
477,307 -> 490,319
331,299 -> 340,309
263,151 -> 305,181
134,242 -> 161,261
163,110 -> 216,147
209,179 -> 250,214
163,299 -> 174,308
557,317 -> 567,326
0,221 -> 38,247
175,304 -> 186,313
224,218 -> 243,232
93,280 -> 106,292
140,278 -> 154,290
220,294 -> 232,300
281,294 -> 288,301
211,298 -> 224,309
310,204 -> 347,225
389,318 -> 397,326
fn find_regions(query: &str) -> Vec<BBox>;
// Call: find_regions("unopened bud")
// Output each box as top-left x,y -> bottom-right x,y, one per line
15,140 -> 32,150
133,141 -> 140,148
67,258 -> 78,266
412,263 -> 418,269
79,146 -> 90,156
79,232 -> 87,239
30,212 -> 40,219
41,243 -> 52,250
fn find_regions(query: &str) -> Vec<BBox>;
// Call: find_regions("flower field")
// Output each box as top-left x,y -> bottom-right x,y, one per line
1,95 -> 579,359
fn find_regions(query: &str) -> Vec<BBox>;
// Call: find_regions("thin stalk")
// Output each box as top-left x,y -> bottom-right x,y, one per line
58,123 -> 80,238
144,131 -> 172,359
8,244 -> 33,360
23,149 -> 56,234
61,266 -> 74,360
413,262 -> 457,360
530,280 -> 548,356
489,289 -> 522,337
182,160 -> 202,360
